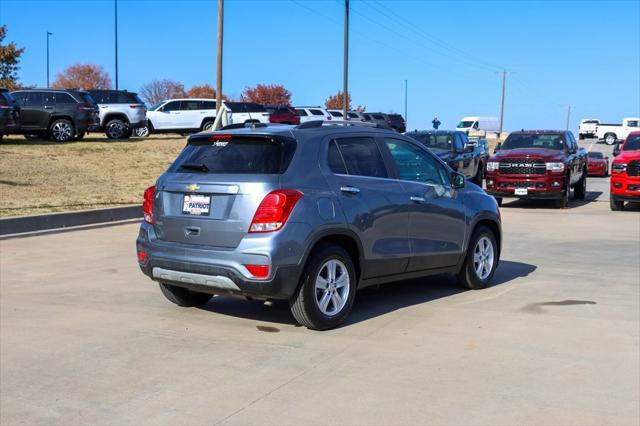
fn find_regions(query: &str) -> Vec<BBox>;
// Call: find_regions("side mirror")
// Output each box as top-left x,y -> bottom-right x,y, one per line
452,172 -> 465,189
493,142 -> 502,154
613,143 -> 621,156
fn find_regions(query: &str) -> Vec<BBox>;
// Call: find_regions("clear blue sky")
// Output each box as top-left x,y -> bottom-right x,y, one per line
1,0 -> 639,130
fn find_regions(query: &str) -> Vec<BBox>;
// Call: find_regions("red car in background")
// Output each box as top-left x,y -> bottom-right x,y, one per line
610,131 -> 640,210
266,105 -> 300,125
587,151 -> 609,177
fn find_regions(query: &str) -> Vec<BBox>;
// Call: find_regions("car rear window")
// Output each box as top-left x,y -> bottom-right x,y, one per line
78,92 -> 97,105
170,135 -> 296,174
406,133 -> 452,150
587,152 -> 603,159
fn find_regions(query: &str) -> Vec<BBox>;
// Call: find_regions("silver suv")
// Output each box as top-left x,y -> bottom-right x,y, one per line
136,122 -> 502,330
88,90 -> 147,139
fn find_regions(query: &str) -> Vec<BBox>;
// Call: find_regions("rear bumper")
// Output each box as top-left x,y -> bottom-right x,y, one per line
136,222 -> 307,300
485,173 -> 565,199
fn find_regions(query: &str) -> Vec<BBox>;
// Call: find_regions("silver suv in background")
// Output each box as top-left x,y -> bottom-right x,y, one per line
88,90 -> 147,139
136,122 -> 502,330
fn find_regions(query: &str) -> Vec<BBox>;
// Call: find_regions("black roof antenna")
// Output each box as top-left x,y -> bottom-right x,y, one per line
239,94 -> 255,129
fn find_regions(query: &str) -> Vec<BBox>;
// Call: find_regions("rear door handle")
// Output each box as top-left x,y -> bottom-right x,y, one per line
410,196 -> 426,203
340,186 -> 360,194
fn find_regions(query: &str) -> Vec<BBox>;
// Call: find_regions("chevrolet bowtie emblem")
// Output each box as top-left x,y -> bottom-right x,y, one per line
186,184 -> 200,192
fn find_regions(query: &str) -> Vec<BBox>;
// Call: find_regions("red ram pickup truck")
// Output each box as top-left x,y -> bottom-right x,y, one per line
610,131 -> 640,210
485,130 -> 588,208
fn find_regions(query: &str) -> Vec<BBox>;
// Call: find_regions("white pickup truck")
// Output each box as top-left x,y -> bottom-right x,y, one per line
578,118 -> 599,139
596,117 -> 640,145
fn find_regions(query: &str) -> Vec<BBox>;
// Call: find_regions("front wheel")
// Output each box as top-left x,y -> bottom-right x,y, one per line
574,172 -> 587,200
134,126 -> 150,138
457,226 -> 499,290
49,119 -> 75,142
471,165 -> 484,186
555,185 -> 569,208
610,195 -> 624,211
290,244 -> 356,330
158,282 -> 212,307
201,120 -> 215,132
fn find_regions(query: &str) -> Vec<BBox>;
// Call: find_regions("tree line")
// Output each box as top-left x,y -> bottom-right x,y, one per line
1,25 -> 355,109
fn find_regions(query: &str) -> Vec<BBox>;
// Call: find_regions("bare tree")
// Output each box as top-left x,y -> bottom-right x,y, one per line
139,79 -> 186,104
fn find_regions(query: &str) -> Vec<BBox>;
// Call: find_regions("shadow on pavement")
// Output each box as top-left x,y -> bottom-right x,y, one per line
197,260 -> 537,328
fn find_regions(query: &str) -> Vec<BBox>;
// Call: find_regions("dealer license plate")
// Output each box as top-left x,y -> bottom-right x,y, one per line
182,194 -> 211,216
514,188 -> 528,196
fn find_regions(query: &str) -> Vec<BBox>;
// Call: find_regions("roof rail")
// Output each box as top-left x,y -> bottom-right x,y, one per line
220,122 -> 270,130
296,120 -> 385,130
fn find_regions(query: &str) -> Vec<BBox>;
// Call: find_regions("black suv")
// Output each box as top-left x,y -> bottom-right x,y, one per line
388,113 -> 406,133
0,89 -> 20,139
10,89 -> 100,142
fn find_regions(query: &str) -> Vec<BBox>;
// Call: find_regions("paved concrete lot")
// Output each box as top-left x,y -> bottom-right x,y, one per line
1,140 -> 638,426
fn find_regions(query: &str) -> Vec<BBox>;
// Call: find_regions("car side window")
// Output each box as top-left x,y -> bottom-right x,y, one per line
11,92 -> 26,104
296,109 -> 308,116
180,101 -> 200,111
384,138 -> 448,186
25,92 -> 44,106
163,101 -> 180,112
310,109 -> 324,116
332,137 -> 388,178
55,93 -> 76,104
42,92 -> 55,105
200,101 -> 216,110
327,140 -> 348,174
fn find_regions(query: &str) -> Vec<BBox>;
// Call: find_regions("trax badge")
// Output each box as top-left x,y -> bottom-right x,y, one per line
186,184 -> 200,192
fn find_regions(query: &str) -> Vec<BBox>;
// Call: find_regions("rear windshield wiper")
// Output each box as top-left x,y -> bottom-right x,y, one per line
180,162 -> 209,172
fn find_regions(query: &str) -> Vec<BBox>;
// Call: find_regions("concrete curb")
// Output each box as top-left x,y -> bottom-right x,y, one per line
0,205 -> 142,236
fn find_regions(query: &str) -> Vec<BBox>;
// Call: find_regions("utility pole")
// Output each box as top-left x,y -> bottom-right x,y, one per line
114,0 -> 119,90
404,79 -> 408,127
342,0 -> 349,120
566,105 -> 572,131
46,32 -> 52,87
498,70 -> 508,134
216,0 -> 224,114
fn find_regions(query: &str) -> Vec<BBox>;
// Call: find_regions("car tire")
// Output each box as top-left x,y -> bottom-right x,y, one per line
574,172 -> 587,200
494,197 -> 503,207
472,165 -> 484,186
134,126 -> 150,138
105,119 -> 128,139
201,120 -> 215,132
49,119 -> 75,142
604,133 -> 617,146
610,195 -> 624,211
555,183 -> 570,208
457,225 -> 499,290
290,244 -> 356,330
158,282 -> 213,307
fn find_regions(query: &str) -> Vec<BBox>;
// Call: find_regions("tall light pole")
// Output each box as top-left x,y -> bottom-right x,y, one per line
342,0 -> 349,120
46,32 -> 53,87
216,0 -> 224,114
566,105 -> 572,131
498,70 -> 508,134
114,0 -> 119,89
404,79 -> 408,127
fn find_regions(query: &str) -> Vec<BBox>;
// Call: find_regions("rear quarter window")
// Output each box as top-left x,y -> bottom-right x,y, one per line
310,109 -> 325,116
170,136 -> 296,174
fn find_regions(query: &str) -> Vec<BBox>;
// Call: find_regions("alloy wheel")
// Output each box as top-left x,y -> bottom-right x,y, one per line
473,236 -> 494,280
107,122 -> 126,139
52,122 -> 72,141
134,126 -> 149,137
314,259 -> 350,316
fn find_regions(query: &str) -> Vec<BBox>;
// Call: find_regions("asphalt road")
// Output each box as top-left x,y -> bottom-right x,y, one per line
1,139 -> 638,425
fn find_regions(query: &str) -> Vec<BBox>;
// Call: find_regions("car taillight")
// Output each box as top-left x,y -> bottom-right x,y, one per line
130,104 -> 145,109
78,105 -> 94,111
249,189 -> 303,233
143,185 -> 156,224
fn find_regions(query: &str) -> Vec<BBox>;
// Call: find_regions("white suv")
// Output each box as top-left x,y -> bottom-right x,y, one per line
144,99 -> 217,135
294,106 -> 332,123
140,99 -> 270,136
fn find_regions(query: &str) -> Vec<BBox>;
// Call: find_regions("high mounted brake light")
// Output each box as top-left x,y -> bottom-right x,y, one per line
249,189 -> 303,233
